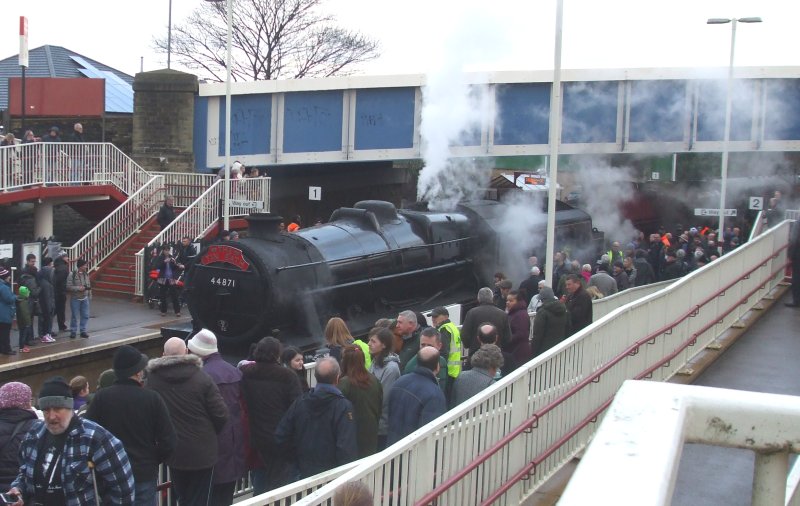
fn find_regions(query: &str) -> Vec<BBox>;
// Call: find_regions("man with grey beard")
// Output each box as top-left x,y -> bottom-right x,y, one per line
8,377 -> 134,505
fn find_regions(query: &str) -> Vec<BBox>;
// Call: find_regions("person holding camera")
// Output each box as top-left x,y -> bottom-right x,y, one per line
7,377 -> 134,506
154,246 -> 181,317
66,258 -> 91,339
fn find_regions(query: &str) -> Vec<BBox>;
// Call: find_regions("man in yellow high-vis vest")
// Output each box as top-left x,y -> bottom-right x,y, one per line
430,306 -> 462,382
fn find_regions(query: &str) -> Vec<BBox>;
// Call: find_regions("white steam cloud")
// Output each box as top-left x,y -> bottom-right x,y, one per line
572,161 -> 638,245
416,9 -> 509,211
495,190 -> 549,284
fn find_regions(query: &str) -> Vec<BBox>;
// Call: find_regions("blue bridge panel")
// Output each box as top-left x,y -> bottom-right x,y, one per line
696,80 -> 754,142
284,91 -> 343,153
452,85 -> 485,147
218,94 -> 272,157
629,80 -> 687,142
494,83 -> 551,145
194,96 -> 209,171
562,81 -> 618,144
764,79 -> 800,141
354,88 -> 415,150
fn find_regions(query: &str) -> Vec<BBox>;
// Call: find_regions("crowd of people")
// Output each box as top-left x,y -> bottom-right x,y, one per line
0,214 -> 777,504
0,251 -> 94,356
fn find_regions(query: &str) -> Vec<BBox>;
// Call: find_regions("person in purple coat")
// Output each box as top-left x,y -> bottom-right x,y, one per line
505,290 -> 532,366
187,329 -> 245,506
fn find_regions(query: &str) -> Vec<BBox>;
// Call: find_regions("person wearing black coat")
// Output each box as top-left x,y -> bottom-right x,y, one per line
564,274 -> 593,336
240,337 -> 303,490
633,250 -> 656,287
86,345 -> 177,506
0,382 -> 38,491
532,288 -> 568,357
145,338 -> 229,506
460,287 -> 512,356
157,196 -> 177,230
275,357 -> 357,478
37,257 -> 56,339
53,255 -> 69,331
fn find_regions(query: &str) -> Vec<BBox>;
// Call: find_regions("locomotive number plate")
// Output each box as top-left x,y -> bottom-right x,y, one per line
209,277 -> 237,288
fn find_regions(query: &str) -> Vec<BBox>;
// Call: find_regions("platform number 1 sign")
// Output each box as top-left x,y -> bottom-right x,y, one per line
309,186 -> 322,201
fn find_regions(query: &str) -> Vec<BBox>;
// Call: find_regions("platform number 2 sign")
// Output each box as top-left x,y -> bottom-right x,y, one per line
309,186 -> 322,201
749,197 -> 763,211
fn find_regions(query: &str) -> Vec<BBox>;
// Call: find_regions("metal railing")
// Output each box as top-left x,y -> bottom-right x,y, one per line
134,178 -> 271,296
0,142 -> 152,195
62,176 -> 165,273
560,380 -> 800,505
286,220 -> 790,506
591,279 -> 674,320
150,171 -> 217,208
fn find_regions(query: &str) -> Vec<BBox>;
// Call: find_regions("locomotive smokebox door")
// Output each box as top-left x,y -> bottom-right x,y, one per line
188,244 -> 266,342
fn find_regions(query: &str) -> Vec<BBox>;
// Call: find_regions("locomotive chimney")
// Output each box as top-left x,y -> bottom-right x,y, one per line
247,213 -> 285,240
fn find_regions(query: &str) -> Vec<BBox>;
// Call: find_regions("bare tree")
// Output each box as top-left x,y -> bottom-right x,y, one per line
155,0 -> 380,82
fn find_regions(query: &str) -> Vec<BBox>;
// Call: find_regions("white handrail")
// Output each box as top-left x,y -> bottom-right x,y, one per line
61,176 -> 164,272
0,142 -> 152,195
290,221 -> 790,506
133,178 -> 271,296
149,171 -> 217,208
561,381 -> 800,505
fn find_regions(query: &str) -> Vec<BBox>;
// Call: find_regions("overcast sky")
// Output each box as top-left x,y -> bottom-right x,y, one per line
1,0 -> 798,79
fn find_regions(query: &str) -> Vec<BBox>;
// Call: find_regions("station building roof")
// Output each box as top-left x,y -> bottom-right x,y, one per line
0,45 -> 134,114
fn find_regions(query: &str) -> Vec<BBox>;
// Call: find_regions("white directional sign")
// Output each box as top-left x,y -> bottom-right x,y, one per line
749,197 -> 764,211
309,186 -> 322,201
0,244 -> 12,259
229,200 -> 264,210
694,208 -> 737,217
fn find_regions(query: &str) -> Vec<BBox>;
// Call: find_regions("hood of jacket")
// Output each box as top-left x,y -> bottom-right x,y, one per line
305,384 -> 346,416
146,354 -> 202,383
378,353 -> 400,367
540,299 -> 567,316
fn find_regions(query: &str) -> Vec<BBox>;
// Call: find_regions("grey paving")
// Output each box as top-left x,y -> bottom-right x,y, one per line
671,292 -> 800,506
0,295 -> 188,367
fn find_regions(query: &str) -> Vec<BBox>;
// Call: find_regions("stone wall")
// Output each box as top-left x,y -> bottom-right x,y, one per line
0,204 -> 94,245
132,69 -> 198,173
4,115 -> 133,155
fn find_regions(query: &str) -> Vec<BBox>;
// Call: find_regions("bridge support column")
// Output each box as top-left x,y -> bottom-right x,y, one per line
33,201 -> 54,239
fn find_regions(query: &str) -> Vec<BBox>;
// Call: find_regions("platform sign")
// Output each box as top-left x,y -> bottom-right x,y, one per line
694,208 -> 737,217
309,186 -> 322,201
0,244 -> 12,260
749,197 -> 764,211
229,200 -> 264,210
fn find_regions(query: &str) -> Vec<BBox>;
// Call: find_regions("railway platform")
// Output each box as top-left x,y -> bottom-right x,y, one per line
670,289 -> 800,505
0,296 -> 187,393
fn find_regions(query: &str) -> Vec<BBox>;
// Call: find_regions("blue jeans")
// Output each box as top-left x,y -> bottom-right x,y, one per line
69,297 -> 89,334
134,479 -> 157,506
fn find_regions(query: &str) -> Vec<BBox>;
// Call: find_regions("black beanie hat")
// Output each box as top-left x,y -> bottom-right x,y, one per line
113,345 -> 149,379
38,377 -> 74,410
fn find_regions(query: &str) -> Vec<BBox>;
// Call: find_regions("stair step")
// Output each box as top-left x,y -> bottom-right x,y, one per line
95,273 -> 132,284
104,266 -> 134,277
92,288 -> 137,301
94,280 -> 135,293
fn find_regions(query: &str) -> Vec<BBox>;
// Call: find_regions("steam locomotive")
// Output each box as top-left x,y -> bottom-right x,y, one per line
186,198 -> 602,349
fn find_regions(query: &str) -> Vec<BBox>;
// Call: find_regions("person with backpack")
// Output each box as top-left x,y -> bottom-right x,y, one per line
18,254 -> 43,342
66,258 -> 91,339
37,257 -> 56,342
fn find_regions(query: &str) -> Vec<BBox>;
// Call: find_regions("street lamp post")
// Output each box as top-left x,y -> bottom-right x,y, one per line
545,0 -> 564,287
707,16 -> 761,255
205,0 -> 233,230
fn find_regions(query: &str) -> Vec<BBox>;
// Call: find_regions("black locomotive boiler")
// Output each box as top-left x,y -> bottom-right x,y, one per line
186,199 -> 601,349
